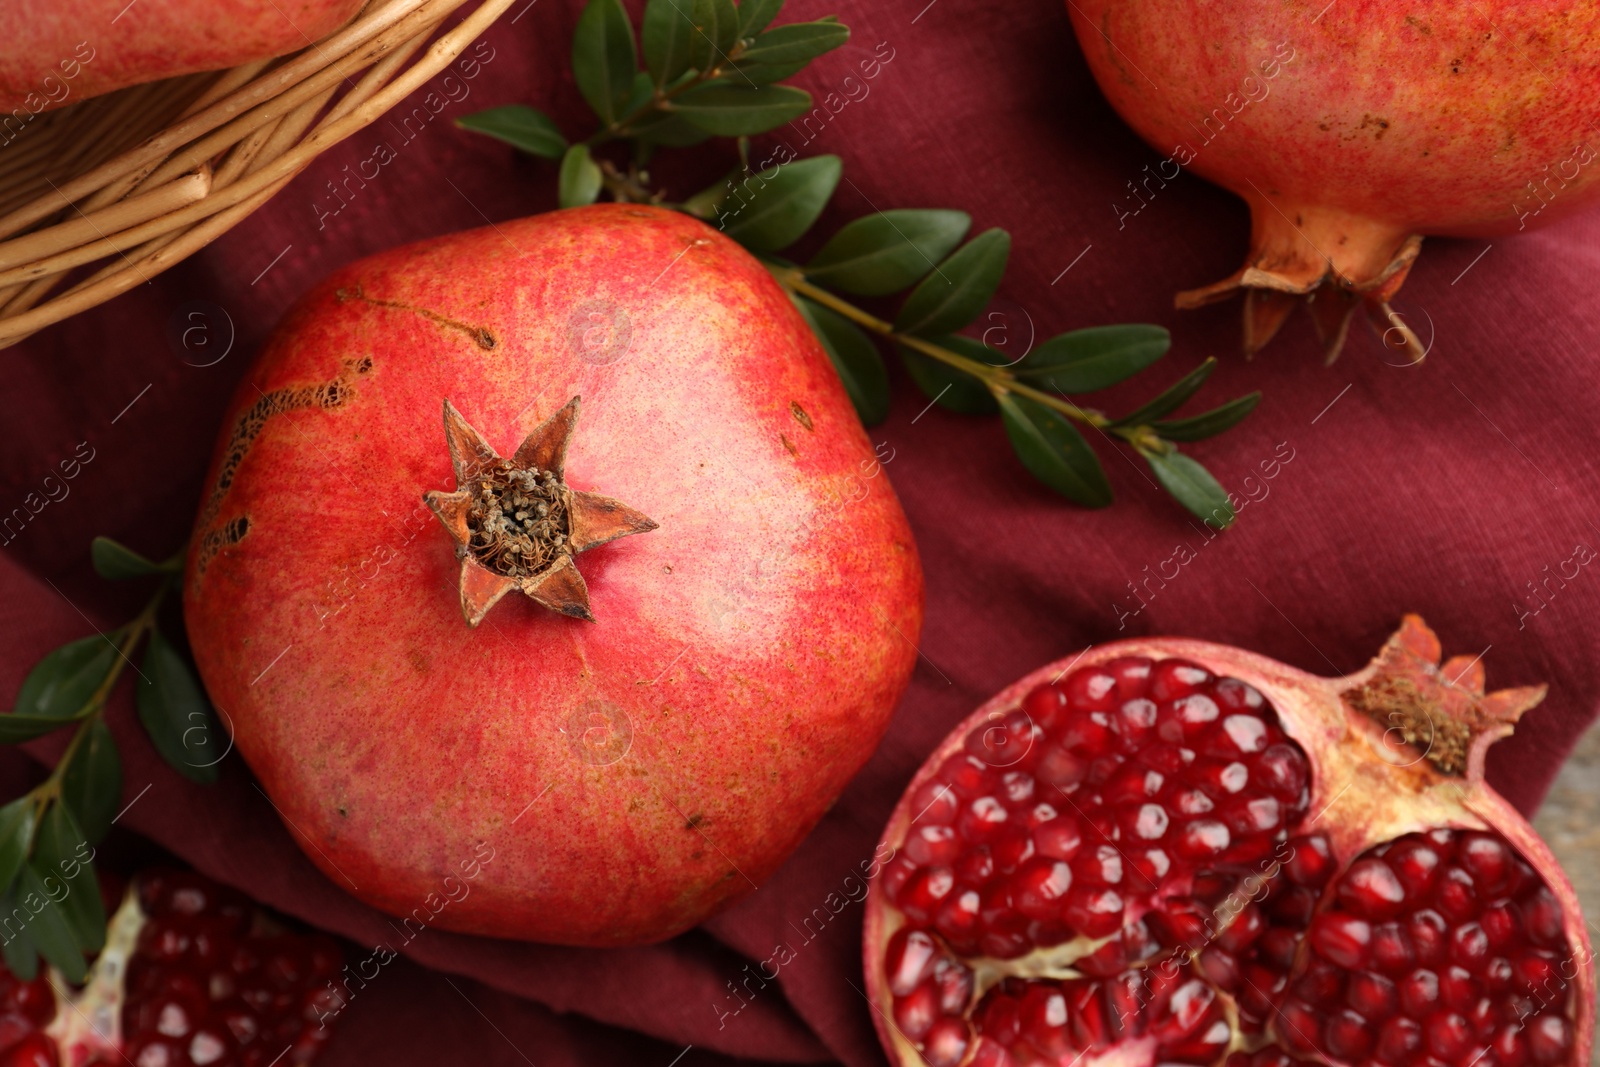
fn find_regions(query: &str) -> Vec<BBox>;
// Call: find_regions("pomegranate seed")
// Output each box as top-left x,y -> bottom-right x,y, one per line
1034,745 -> 1088,791
1495,1024 -> 1531,1067
1338,858 -> 1408,920
909,781 -> 961,825
955,847 -> 995,886
960,797 -> 1010,842
990,830 -> 1035,874
1408,909 -> 1449,967
1215,904 -> 1266,953
1457,832 -> 1513,895
939,754 -> 992,798
894,983 -> 938,1041
1132,848 -> 1172,882
1012,860 -> 1074,922
1451,922 -> 1491,967
1400,970 -> 1442,1016
1323,1007 -> 1373,1060
1033,817 -> 1084,861
899,867 -> 955,924
1258,927 -> 1300,970
1022,684 -> 1070,732
0,1034 -> 57,1067
1073,846 -> 1124,887
999,772 -> 1036,808
1310,913 -> 1372,969
1063,887 -> 1124,937
1522,888 -> 1564,947
1435,867 -> 1480,922
1064,669 -> 1119,712
921,1018 -> 971,1067
886,929 -> 938,996
188,1026 -> 233,1066
934,888 -> 982,949
1270,885 -> 1315,926
1282,834 -> 1334,887
1104,656 -> 1153,700
1527,1014 -> 1573,1065
1148,660 -> 1212,700
1386,835 -> 1444,897
1113,699 -> 1158,747
1177,820 -> 1232,859
907,825 -> 962,866
1424,1011 -> 1473,1059
881,856 -> 917,902
1275,999 -> 1321,1055
1292,958 -> 1343,1003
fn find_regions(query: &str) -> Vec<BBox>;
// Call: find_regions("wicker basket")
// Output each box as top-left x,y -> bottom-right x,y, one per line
0,0 -> 516,349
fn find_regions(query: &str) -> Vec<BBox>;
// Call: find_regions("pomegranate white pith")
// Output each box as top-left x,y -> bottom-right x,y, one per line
863,617 -> 1592,1067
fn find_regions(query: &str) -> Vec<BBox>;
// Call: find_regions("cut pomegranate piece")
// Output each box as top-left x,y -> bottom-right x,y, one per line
0,867 -> 348,1067
865,617 -> 1592,1067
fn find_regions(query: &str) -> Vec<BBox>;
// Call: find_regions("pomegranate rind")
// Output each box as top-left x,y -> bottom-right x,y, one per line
863,617 -> 1592,1067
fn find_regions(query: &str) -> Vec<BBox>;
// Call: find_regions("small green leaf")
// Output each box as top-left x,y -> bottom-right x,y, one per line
894,228 -> 1010,337
33,803 -> 103,958
90,537 -> 169,580
61,719 -> 122,845
998,392 -> 1113,507
0,716 -> 78,745
719,155 -> 841,251
0,798 -> 37,900
672,83 -> 812,135
805,210 -> 971,296
736,0 -> 784,36
135,630 -> 222,785
629,112 -> 715,147
1109,357 -> 1217,427
722,57 -> 810,84
896,336 -> 1004,416
0,886 -> 37,979
1144,447 -> 1235,528
456,105 -> 568,160
792,296 -> 890,426
572,0 -> 639,126
1016,325 -> 1171,392
1152,392 -> 1262,442
14,635 -> 116,721
689,0 -> 739,71
558,144 -> 604,209
642,0 -> 696,85
15,863 -> 87,983
737,21 -> 850,66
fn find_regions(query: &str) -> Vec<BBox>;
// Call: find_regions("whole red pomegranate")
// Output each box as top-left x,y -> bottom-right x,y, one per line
0,0 -> 364,115
184,204 -> 923,946
863,617 -> 1592,1067
1066,2 -> 1600,361
6,866 -> 344,1067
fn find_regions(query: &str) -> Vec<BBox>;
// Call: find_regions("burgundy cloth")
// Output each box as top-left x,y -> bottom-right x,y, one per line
3,1 -> 1599,1063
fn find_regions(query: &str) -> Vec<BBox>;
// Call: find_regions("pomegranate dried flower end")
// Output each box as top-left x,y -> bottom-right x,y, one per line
423,396 -> 657,626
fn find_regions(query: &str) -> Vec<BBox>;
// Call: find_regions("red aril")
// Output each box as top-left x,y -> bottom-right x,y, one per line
0,866 -> 343,1066
1065,3 -> 1600,363
864,617 -> 1592,1067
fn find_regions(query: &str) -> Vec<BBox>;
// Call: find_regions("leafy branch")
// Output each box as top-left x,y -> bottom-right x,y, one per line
459,0 -> 1261,526
0,537 -> 222,980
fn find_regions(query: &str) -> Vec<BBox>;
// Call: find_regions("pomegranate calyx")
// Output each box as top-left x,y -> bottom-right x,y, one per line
43,885 -> 144,1063
422,396 -> 658,626
1174,200 -> 1426,364
1341,615 -> 1547,777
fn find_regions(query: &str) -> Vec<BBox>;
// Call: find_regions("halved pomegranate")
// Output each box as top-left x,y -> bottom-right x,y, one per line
1,866 -> 344,1066
863,617 -> 1592,1067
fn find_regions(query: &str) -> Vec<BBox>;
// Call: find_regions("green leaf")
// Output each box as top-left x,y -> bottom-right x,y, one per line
0,716 -> 79,745
1144,447 -> 1235,528
688,0 -> 739,71
61,719 -> 121,845
629,112 -> 715,147
805,209 -> 971,296
0,798 -> 37,901
1152,392 -> 1262,442
792,296 -> 890,426
722,56 -> 810,84
894,228 -> 1010,337
90,537 -> 169,580
719,155 -> 841,251
33,803 -> 103,959
558,144 -> 604,209
998,392 -> 1113,507
572,0 -> 639,126
0,886 -> 37,980
642,0 -> 696,85
14,635 -> 116,721
672,83 -> 811,135
736,0 -> 785,35
455,105 -> 568,159
737,21 -> 850,66
15,864 -> 87,983
896,336 -> 1004,415
1016,325 -> 1170,393
1109,357 -> 1217,427
135,629 -> 222,785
